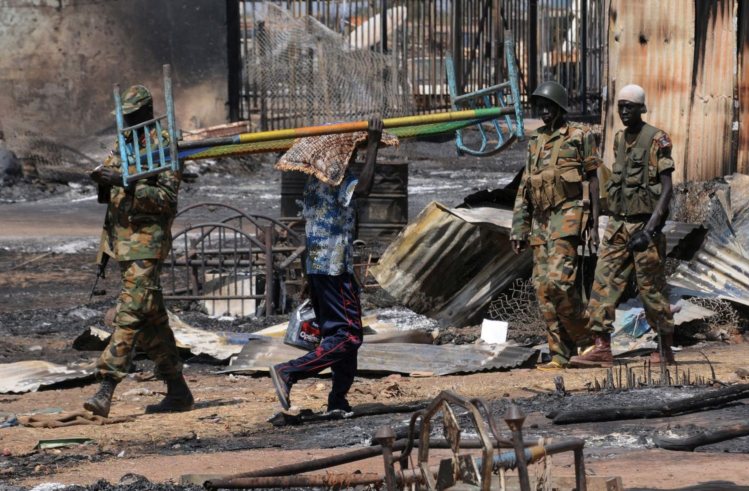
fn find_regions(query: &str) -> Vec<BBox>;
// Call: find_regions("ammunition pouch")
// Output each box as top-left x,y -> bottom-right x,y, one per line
528,132 -> 583,212
529,166 -> 556,211
557,165 -> 583,200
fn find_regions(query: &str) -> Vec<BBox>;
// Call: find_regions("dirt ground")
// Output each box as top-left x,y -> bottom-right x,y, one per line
2,138 -> 749,491
1,344 -> 749,490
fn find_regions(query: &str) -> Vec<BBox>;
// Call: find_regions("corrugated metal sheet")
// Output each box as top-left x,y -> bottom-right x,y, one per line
669,174 -> 749,305
0,361 -> 94,394
370,202 -> 533,328
168,312 -> 250,362
688,0 -> 735,180
738,2 -> 749,174
71,313 -> 252,362
604,0 -> 736,183
222,336 -> 537,376
371,201 -> 703,328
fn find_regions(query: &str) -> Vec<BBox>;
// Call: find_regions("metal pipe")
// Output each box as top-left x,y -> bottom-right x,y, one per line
211,437 -> 532,485
452,0 -> 464,94
574,446 -> 587,491
504,404 -> 531,491
209,472 -> 406,489
374,426 -> 397,491
528,0 -> 538,96
264,224 -> 274,317
208,438 -> 588,490
179,106 -> 515,149
226,0 -> 241,122
380,0 -> 388,53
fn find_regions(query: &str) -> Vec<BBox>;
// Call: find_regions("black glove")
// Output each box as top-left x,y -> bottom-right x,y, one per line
90,166 -> 123,187
627,230 -> 652,253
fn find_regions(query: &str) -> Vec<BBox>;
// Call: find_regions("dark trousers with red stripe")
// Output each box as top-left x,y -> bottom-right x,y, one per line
277,273 -> 363,410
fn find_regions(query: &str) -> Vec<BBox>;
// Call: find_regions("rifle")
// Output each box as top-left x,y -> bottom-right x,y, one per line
90,208 -> 113,301
579,180 -> 596,303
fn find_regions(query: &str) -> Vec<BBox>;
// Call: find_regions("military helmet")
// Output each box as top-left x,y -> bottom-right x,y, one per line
531,81 -> 569,113
119,85 -> 153,115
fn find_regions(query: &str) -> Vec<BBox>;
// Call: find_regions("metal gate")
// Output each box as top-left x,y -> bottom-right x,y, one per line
164,203 -> 304,317
231,0 -> 606,128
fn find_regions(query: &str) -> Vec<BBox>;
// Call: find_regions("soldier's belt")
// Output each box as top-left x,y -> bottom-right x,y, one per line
610,213 -> 650,223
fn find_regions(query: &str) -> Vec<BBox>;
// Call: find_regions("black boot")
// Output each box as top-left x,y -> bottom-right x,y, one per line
84,377 -> 119,417
145,374 -> 194,414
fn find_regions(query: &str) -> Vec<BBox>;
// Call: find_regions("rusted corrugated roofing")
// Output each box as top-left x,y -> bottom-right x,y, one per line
670,243 -> 749,306
370,202 -> 533,328
687,1 -> 735,180
669,174 -> 749,305
371,201 -> 703,328
604,0 -> 735,182
738,3 -> 749,173
222,335 -> 537,376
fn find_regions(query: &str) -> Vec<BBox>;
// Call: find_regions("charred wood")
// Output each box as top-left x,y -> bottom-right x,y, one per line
551,384 -> 749,425
653,424 -> 749,451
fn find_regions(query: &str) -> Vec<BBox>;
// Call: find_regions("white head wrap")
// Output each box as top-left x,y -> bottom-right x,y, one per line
617,84 -> 647,113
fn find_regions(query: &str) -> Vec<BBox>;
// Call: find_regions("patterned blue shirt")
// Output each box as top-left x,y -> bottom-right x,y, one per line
303,171 -> 358,275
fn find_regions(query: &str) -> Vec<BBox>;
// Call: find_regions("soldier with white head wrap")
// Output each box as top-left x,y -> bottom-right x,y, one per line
571,84 -> 676,368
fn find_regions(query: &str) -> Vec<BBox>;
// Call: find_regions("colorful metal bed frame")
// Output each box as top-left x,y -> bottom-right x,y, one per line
115,32 -> 524,183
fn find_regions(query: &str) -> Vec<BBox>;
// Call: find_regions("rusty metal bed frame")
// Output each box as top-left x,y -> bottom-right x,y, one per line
162,202 -> 304,317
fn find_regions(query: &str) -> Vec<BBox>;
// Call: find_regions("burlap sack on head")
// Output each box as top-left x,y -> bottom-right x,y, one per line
274,131 -> 399,186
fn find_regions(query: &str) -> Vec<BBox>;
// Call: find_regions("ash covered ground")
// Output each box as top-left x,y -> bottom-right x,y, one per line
2,137 -> 749,491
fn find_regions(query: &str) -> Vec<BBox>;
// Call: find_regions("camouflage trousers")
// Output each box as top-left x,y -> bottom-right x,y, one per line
586,219 -> 674,336
532,236 -> 590,363
95,259 -> 182,382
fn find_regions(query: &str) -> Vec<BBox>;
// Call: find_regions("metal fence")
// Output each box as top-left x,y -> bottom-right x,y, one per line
501,0 -> 607,115
231,0 -> 606,128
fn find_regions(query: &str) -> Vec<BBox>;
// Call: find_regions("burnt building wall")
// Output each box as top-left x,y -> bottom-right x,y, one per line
0,0 -> 228,148
603,0 -> 737,183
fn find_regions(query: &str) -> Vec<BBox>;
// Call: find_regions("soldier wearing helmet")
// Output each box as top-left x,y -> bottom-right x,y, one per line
570,84 -> 676,368
84,84 -> 194,417
511,81 -> 602,370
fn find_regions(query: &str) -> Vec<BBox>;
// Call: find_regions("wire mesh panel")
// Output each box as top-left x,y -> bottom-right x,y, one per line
240,2 -> 414,129
239,0 -> 507,125
236,1 -> 606,127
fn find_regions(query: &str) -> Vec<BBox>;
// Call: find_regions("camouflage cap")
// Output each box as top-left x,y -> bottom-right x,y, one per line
118,85 -> 152,115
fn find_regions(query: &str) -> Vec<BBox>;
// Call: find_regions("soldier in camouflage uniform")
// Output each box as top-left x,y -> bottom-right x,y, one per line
570,84 -> 675,368
84,85 -> 193,417
511,81 -> 601,370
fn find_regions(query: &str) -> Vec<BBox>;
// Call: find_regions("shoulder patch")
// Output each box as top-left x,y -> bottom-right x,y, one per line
655,133 -> 672,149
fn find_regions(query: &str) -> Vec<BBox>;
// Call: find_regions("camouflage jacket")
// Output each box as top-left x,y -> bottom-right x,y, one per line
511,122 -> 601,246
101,129 -> 180,261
